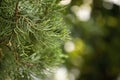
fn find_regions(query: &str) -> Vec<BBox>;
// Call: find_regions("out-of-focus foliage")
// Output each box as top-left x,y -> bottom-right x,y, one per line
0,0 -> 70,80
64,0 -> 120,80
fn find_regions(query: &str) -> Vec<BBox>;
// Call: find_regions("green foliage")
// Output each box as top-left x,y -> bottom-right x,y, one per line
0,0 -> 69,79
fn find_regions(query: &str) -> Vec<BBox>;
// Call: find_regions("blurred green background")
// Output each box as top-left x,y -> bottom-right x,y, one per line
52,0 -> 120,80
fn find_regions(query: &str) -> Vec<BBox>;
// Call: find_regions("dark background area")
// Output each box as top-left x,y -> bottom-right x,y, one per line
63,0 -> 120,80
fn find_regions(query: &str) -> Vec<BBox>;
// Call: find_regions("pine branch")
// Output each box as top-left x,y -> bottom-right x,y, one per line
0,0 -> 70,79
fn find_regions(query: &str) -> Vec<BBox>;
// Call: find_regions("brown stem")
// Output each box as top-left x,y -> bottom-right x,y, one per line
14,1 -> 19,24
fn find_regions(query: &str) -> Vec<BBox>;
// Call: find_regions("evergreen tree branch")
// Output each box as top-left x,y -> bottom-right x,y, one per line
0,0 -> 70,79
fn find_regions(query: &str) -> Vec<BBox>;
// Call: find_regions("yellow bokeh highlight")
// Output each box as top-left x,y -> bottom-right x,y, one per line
68,38 -> 86,67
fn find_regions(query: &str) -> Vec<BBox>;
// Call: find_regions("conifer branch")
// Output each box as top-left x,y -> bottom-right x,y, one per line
0,0 -> 69,79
